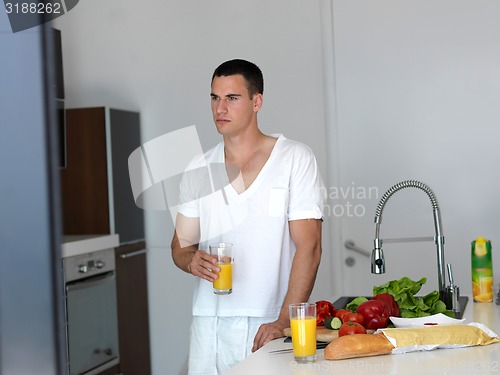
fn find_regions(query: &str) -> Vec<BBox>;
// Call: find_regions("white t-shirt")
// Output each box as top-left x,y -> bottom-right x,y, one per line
177,134 -> 325,317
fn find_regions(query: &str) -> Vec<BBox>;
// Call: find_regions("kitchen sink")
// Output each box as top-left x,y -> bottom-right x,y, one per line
332,296 -> 468,320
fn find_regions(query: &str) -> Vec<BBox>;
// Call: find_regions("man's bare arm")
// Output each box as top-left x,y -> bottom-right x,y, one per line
251,218 -> 322,351
171,213 -> 219,281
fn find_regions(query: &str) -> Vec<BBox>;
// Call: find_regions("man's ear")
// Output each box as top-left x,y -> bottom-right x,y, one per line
253,93 -> 263,112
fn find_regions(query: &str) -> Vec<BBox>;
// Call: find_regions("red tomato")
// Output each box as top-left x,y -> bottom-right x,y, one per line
342,312 -> 365,326
315,300 -> 337,326
335,309 -> 352,320
338,321 -> 367,337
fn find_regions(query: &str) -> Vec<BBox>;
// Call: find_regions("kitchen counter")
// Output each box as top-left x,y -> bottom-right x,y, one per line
226,299 -> 500,375
61,234 -> 119,258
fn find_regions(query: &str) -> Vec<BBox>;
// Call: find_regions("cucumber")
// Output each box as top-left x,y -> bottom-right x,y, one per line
324,316 -> 342,330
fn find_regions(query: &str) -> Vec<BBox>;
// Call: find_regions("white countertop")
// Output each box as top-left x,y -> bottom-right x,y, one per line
61,234 -> 119,258
226,299 -> 500,375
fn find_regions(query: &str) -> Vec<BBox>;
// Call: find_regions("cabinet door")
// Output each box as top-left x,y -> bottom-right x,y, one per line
115,242 -> 151,375
108,109 -> 144,243
61,107 -> 109,234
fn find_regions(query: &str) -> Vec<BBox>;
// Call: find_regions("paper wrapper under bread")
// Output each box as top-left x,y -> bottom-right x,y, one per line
378,322 -> 499,355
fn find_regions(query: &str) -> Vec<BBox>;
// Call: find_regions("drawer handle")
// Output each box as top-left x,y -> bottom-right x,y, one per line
120,249 -> 147,259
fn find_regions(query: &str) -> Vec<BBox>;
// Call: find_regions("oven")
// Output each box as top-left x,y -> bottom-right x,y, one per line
63,247 -> 119,375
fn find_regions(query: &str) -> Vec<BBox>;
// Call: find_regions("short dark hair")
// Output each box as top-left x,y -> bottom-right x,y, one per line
211,59 -> 264,97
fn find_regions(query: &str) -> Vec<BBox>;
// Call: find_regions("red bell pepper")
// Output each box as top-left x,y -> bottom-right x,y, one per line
371,293 -> 400,317
355,300 -> 390,330
315,300 -> 337,326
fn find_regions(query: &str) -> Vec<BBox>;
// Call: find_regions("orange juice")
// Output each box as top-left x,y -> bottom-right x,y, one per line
290,316 -> 316,359
213,263 -> 232,294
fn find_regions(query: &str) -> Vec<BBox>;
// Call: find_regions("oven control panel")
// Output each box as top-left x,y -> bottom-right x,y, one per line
63,247 -> 116,283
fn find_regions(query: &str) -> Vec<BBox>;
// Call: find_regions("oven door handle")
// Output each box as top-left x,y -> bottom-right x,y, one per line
66,271 -> 115,292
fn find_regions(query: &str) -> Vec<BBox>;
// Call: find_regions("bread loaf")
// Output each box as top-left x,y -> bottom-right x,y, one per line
324,333 -> 394,360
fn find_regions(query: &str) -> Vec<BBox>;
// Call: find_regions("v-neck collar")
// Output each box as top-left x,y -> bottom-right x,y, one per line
223,134 -> 283,198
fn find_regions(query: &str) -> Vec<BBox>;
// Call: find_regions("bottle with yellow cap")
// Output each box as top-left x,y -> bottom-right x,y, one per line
471,237 -> 493,302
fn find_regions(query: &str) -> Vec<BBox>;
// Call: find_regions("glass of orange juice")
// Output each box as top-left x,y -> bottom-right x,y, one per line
209,242 -> 233,295
289,303 -> 317,363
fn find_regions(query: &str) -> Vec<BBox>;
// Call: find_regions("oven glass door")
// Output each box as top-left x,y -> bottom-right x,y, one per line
66,271 -> 119,375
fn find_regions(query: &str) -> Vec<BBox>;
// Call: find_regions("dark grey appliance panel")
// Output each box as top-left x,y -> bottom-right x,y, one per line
109,109 -> 145,243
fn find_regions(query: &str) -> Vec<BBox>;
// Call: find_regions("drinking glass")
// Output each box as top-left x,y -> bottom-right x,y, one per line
289,302 -> 316,363
209,242 -> 233,295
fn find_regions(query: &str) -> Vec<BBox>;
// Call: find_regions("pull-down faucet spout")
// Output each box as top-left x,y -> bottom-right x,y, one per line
371,180 -> 447,301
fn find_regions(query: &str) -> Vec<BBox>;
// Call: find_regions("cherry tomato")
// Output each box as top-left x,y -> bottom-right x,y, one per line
335,309 -> 352,320
342,312 -> 365,326
338,321 -> 367,337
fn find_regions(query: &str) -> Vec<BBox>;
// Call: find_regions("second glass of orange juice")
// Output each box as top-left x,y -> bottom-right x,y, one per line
289,302 -> 317,363
209,242 -> 233,295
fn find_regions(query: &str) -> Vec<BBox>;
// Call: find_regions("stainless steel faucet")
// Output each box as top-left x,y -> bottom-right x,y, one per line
371,180 -> 448,303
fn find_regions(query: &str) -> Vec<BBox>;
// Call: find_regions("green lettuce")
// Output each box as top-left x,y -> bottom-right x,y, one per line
345,296 -> 369,312
373,276 -> 454,318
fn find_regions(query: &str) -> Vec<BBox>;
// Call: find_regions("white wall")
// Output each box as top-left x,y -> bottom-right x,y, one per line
53,1 -> 332,374
330,0 -> 500,296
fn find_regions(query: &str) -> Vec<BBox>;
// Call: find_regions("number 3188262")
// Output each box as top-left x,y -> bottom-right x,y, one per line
5,2 -> 62,14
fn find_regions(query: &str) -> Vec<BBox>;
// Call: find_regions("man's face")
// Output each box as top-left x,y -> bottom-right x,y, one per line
210,74 -> 262,136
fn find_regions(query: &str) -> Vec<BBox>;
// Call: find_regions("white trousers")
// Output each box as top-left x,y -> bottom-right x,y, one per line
188,316 -> 276,375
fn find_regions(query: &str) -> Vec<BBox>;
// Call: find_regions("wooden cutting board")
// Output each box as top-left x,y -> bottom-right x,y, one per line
283,327 -> 374,343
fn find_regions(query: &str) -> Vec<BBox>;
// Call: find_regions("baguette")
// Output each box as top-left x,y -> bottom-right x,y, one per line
324,333 -> 394,360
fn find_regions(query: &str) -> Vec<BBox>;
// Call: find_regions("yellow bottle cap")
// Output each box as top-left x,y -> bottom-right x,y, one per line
475,237 -> 487,256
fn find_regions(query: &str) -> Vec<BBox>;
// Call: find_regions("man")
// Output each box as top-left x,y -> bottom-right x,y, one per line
171,59 -> 324,374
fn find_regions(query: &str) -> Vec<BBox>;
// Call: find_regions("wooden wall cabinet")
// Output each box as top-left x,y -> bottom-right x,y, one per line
61,107 -> 144,243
